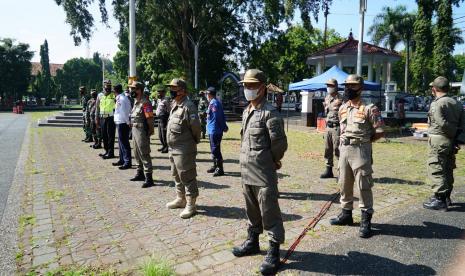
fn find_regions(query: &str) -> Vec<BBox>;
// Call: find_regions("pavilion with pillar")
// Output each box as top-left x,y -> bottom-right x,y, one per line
297,32 -> 401,127
307,32 -> 400,88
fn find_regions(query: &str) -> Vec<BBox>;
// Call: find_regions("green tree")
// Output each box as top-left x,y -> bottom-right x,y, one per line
247,26 -> 343,85
38,39 -> 52,101
55,58 -> 101,99
432,0 -> 455,79
0,38 -> 33,105
411,0 -> 434,94
55,0 -> 332,87
368,6 -> 416,92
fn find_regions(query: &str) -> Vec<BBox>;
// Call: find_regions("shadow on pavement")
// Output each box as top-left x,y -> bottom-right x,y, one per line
372,221 -> 465,239
448,202 -> 465,212
197,205 -> 302,221
198,181 -> 230,189
281,250 -> 435,275
223,171 -> 241,178
153,165 -> 170,171
195,158 -> 239,164
374,177 -> 425,186
279,192 -> 341,202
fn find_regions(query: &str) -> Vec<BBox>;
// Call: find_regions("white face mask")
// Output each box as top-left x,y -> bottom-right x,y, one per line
244,88 -> 259,101
327,87 -> 337,94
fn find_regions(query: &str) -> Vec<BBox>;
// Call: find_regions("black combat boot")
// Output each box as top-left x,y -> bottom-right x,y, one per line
141,173 -> 154,188
329,209 -> 353,225
359,210 -> 373,238
423,194 -> 448,211
213,160 -> 224,177
207,159 -> 217,173
130,170 -> 145,181
232,230 -> 260,257
445,190 -> 452,206
320,166 -> 334,178
259,241 -> 281,275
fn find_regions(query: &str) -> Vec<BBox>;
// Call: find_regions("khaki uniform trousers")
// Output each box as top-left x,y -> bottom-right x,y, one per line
428,134 -> 455,196
170,152 -> 198,197
338,142 -> 374,213
324,126 -> 340,167
132,127 -> 153,174
242,183 -> 285,244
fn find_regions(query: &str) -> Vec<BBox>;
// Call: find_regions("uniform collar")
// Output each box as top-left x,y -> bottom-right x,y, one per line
247,97 -> 267,113
433,94 -> 447,101
347,98 -> 364,108
174,96 -> 188,107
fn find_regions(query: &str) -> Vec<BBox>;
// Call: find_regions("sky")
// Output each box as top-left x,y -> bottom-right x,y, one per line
1,0 -> 465,64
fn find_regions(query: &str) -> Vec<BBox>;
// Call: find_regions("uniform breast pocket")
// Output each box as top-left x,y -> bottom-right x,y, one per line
170,118 -> 183,134
249,128 -> 269,150
353,116 -> 365,124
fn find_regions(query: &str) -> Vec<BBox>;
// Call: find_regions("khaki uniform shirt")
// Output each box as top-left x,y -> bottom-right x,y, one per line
339,100 -> 384,143
324,92 -> 342,123
240,98 -> 288,187
167,97 -> 201,154
131,97 -> 152,129
428,95 -> 465,142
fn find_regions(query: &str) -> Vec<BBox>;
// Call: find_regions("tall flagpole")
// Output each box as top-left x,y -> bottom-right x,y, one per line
129,0 -> 137,82
356,0 -> 366,76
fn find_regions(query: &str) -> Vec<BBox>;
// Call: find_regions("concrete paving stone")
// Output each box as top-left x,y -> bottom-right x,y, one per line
32,223 -> 53,235
210,249 -> 236,263
35,218 -> 52,226
193,255 -> 217,270
175,261 -> 198,275
32,252 -> 57,267
32,245 -> 56,257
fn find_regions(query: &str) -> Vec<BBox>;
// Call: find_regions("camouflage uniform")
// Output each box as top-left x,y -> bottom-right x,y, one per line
198,96 -> 209,139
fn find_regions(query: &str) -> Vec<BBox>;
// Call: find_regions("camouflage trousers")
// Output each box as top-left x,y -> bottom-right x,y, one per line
427,134 -> 455,197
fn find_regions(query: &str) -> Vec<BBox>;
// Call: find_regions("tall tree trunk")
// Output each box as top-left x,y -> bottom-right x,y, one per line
404,38 -> 410,93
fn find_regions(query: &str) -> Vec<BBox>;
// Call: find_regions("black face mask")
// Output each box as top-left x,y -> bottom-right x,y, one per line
92,94 -> 97,99
130,90 -> 137,98
344,87 -> 360,100
104,87 -> 111,93
169,90 -> 177,98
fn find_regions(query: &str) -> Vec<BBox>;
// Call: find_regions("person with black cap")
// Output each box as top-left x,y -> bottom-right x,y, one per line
79,86 -> 92,142
205,86 -> 228,177
154,85 -> 170,153
129,81 -> 155,188
112,84 -> 132,170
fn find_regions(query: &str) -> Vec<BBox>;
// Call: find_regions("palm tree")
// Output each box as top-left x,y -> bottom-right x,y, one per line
368,6 -> 416,92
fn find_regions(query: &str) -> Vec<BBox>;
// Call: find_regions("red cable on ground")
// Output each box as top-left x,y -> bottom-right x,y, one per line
280,191 -> 341,265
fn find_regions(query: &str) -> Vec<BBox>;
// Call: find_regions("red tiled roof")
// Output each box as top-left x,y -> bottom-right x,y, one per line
31,62 -> 64,77
309,32 -> 401,58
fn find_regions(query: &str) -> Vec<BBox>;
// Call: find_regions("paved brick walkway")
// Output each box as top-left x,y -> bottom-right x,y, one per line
15,123 -> 464,275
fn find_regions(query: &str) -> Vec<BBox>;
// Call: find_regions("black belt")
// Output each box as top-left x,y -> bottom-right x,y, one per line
342,137 -> 366,145
327,121 -> 339,128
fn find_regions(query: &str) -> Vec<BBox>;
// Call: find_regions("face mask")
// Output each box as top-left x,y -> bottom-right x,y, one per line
244,88 -> 259,101
92,94 -> 97,99
344,87 -> 360,100
104,87 -> 111,93
327,87 -> 337,94
170,90 -> 177,98
130,90 -> 137,98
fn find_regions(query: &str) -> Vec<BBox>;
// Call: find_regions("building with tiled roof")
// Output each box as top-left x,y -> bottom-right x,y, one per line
31,62 -> 64,77
307,32 -> 401,88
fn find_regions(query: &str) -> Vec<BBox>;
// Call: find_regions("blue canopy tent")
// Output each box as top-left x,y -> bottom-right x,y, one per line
288,65 -> 381,91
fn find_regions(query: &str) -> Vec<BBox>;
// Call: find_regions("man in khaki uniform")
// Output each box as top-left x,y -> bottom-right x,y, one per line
329,74 -> 384,239
423,76 -> 465,211
165,79 -> 201,219
321,78 -> 343,178
129,81 -> 155,188
232,69 -> 288,276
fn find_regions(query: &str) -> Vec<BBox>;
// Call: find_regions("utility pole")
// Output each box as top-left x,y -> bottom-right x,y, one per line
356,0 -> 367,76
128,0 -> 137,83
322,2 -> 329,71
